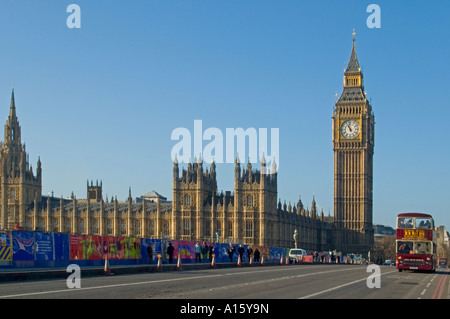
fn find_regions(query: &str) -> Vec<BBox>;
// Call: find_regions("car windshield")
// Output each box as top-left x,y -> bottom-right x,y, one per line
290,250 -> 304,255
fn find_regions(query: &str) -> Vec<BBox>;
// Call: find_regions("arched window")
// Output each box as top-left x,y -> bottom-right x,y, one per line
184,194 -> 191,206
247,195 -> 253,207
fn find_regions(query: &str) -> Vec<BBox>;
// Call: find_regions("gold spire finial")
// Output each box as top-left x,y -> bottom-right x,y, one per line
352,28 -> 356,41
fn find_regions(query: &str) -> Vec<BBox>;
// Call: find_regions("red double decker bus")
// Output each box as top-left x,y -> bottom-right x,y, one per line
396,213 -> 436,272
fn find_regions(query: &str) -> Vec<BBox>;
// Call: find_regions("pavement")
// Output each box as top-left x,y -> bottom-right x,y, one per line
2,263 -> 449,300
0,260 -> 279,282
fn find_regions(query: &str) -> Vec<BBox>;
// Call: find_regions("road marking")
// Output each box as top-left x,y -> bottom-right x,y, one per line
298,269 -> 397,299
207,267 -> 358,293
0,266 -> 356,299
0,273 -> 226,298
432,273 -> 448,299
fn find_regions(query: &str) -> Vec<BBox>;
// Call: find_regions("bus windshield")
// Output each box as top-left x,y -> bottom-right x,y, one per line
397,241 -> 432,255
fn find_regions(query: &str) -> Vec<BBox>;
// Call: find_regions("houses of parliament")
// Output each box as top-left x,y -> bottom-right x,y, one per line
0,36 -> 374,255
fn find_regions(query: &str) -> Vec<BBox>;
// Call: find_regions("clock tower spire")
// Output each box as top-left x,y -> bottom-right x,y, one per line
332,32 -> 375,255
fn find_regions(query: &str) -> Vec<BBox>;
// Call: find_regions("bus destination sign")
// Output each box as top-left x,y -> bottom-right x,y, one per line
397,229 -> 431,240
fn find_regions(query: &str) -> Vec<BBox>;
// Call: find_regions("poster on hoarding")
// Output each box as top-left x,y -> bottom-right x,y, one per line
102,236 -> 118,259
179,241 -> 194,260
69,235 -> 85,260
35,232 -> 54,261
12,231 -> 35,261
127,237 -> 141,259
116,237 -> 127,259
54,233 -> 70,261
85,235 -> 103,260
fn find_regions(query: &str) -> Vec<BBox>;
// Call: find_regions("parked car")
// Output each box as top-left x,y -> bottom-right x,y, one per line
288,248 -> 308,264
383,259 -> 396,266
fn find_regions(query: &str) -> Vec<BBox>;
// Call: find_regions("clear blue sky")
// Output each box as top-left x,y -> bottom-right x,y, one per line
0,1 -> 448,229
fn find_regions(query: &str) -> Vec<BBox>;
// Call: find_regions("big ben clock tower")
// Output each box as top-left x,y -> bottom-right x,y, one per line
332,32 -> 375,254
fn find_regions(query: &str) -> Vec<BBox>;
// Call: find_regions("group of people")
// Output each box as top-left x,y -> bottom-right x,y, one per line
312,250 -> 343,264
146,241 -> 263,264
194,241 -> 215,263
225,243 -> 261,263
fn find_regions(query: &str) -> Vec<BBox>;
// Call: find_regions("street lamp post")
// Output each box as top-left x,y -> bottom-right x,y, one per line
293,229 -> 298,249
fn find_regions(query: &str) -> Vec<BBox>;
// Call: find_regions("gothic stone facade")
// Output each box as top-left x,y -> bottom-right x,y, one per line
1,36 -> 374,254
1,92 -> 334,250
171,157 -> 334,249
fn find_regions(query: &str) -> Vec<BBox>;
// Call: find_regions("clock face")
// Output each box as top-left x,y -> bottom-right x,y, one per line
340,120 -> 360,139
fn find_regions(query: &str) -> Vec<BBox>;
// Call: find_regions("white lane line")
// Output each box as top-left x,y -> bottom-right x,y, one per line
0,273 -> 225,298
0,266 -> 356,299
299,269 -> 397,299
207,267 -> 359,293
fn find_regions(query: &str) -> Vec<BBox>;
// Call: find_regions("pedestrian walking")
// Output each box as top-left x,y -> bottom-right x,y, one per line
202,242 -> 208,263
167,242 -> 175,263
254,248 -> 260,262
247,246 -> 253,262
237,244 -> 245,262
147,242 -> 153,264
194,241 -> 201,263
226,243 -> 235,262
209,243 -> 215,262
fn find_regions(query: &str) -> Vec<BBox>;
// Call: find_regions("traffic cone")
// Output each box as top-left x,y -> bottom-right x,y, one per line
261,256 -> 265,266
280,255 -> 284,265
210,254 -> 216,269
156,254 -> 162,271
286,256 -> 289,265
177,254 -> 182,270
249,257 -> 253,266
104,255 -> 113,276
237,255 -> 242,267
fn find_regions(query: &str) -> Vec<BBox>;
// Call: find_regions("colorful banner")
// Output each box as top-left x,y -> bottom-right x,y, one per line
4,230 -> 300,265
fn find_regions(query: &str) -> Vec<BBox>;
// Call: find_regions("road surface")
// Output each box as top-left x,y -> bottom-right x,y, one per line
0,264 -> 447,300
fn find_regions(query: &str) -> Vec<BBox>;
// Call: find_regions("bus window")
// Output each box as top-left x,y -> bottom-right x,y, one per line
397,218 -> 413,228
413,242 -> 431,255
404,218 -> 413,228
398,241 -> 431,255
416,218 -> 432,229
397,241 -> 412,254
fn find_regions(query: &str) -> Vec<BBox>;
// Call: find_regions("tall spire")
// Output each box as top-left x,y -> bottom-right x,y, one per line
336,31 -> 366,104
345,29 -> 361,74
9,87 -> 17,121
4,87 -> 21,146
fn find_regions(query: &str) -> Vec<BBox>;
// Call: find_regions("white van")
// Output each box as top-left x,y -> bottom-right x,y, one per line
288,248 -> 308,264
